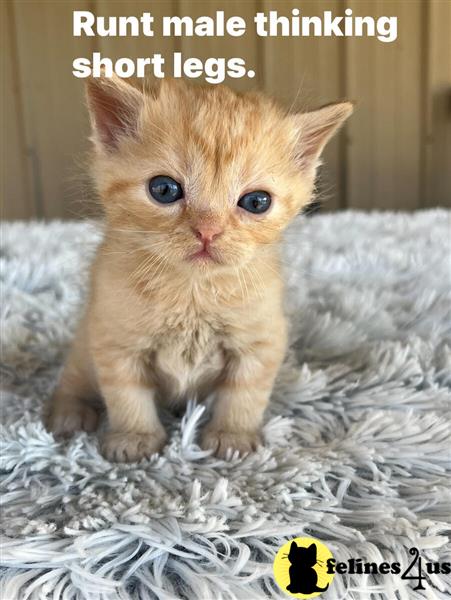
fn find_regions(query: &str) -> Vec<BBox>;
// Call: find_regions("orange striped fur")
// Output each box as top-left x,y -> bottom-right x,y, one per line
46,77 -> 352,461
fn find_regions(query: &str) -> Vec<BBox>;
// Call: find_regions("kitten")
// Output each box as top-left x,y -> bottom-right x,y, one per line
45,76 -> 352,462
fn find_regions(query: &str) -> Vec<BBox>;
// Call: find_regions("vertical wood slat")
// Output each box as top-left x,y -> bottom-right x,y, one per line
1,1 -> 34,220
12,0 -> 93,219
423,0 -> 451,208
346,0 -> 423,210
261,0 -> 346,210
179,0 -> 261,91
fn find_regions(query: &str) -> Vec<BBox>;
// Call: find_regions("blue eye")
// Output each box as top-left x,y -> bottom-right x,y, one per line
238,191 -> 272,214
148,175 -> 183,204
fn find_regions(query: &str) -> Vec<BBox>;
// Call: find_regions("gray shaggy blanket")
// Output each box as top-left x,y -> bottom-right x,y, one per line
1,211 -> 450,600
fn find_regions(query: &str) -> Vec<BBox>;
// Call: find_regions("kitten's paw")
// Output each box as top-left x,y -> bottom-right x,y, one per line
201,427 -> 262,459
45,402 -> 99,438
101,430 -> 167,463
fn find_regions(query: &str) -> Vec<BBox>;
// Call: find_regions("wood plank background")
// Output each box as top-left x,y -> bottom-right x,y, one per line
2,0 -> 450,220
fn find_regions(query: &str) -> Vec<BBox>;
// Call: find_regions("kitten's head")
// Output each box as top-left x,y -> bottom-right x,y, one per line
87,76 -> 352,273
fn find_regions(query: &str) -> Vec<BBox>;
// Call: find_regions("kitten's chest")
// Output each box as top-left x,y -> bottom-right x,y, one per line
151,309 -> 225,399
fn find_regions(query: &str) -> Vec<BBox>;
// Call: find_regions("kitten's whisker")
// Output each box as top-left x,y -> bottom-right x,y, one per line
141,254 -> 170,293
109,228 -> 164,235
129,253 -> 163,290
133,256 -> 165,287
241,267 -> 251,303
147,262 -> 170,292
101,245 -> 147,258
242,264 -> 263,300
249,262 -> 267,290
235,267 -> 246,302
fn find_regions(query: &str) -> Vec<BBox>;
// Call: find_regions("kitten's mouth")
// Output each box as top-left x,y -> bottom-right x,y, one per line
188,248 -> 217,263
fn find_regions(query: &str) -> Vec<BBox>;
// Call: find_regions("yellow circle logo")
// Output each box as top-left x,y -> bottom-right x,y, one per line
273,537 -> 335,598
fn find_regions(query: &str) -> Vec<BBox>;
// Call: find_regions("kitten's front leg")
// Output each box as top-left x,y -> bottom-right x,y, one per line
201,334 -> 286,458
94,351 -> 166,462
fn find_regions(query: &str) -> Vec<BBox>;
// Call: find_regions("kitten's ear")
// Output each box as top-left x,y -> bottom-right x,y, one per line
290,542 -> 298,551
85,74 -> 144,150
290,102 -> 354,173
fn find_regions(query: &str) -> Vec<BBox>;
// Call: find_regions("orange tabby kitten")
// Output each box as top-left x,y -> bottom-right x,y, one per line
46,76 -> 352,462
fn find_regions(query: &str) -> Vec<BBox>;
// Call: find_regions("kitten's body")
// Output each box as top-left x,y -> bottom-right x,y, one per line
46,78 -> 352,462
78,239 -> 285,408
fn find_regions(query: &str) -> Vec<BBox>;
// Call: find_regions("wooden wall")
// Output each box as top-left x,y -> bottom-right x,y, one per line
2,0 -> 450,220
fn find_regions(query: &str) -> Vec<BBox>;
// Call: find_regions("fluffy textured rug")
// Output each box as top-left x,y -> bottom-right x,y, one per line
1,210 -> 450,600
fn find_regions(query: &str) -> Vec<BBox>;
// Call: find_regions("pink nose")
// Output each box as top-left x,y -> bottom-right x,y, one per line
192,224 -> 223,244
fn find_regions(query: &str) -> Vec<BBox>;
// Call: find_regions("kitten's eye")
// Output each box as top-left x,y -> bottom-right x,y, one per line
148,175 -> 183,204
238,191 -> 271,214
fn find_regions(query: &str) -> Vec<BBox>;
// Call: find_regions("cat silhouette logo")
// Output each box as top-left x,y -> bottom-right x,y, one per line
273,537 -> 335,598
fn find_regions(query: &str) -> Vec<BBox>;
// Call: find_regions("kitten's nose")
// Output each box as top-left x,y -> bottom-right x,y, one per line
192,224 -> 223,244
